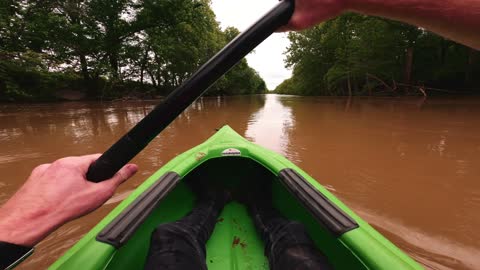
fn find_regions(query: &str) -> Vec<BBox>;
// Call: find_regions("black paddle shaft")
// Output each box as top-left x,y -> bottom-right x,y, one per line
86,0 -> 295,182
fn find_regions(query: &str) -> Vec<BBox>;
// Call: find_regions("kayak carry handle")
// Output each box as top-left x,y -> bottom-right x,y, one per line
86,0 -> 295,182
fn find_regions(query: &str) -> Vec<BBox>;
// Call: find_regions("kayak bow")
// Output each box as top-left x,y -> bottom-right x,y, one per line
51,126 -> 423,270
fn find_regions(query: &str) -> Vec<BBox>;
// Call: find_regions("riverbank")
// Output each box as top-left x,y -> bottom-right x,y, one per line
0,66 -> 161,102
0,67 -> 267,102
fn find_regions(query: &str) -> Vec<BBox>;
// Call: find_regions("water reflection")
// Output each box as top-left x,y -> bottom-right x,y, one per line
273,96 -> 480,270
0,96 -> 479,270
245,95 -> 297,160
0,96 -> 269,269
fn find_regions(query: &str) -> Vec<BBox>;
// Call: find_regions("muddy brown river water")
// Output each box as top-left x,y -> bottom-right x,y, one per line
0,95 -> 479,269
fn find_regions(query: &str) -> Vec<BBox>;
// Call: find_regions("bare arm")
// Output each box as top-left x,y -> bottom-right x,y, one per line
283,0 -> 480,49
0,154 -> 137,246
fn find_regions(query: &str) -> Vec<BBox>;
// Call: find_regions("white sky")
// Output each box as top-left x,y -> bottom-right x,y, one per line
210,0 -> 292,90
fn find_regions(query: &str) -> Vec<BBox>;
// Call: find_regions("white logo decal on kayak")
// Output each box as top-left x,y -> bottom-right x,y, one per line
222,148 -> 241,156
195,152 -> 206,161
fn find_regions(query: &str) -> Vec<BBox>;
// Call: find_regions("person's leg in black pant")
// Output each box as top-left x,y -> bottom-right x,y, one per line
248,199 -> 334,270
144,191 -> 229,270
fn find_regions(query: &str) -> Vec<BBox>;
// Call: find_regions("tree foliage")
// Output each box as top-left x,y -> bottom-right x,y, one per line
275,13 -> 480,96
0,0 -> 266,101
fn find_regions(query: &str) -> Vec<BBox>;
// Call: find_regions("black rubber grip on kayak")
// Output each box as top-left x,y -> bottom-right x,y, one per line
96,172 -> 181,248
278,169 -> 359,237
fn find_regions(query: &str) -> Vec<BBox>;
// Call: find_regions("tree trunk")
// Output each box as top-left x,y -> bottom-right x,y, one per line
79,54 -> 89,81
352,75 -> 358,94
68,11 -> 90,82
140,48 -> 149,85
347,73 -> 352,97
403,47 -> 414,93
366,73 -> 372,96
466,48 -> 477,87
439,39 -> 447,65
157,72 -> 163,89
109,52 -> 119,79
147,68 -> 157,87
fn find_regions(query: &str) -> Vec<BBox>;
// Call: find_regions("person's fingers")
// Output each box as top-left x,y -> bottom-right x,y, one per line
277,0 -> 348,32
92,164 -> 138,199
277,12 -> 317,32
76,154 -> 102,171
277,25 -> 291,32
107,164 -> 138,187
31,163 -> 51,176
80,153 -> 103,163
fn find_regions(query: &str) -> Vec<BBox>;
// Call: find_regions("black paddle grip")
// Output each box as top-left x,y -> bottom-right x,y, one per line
86,0 -> 295,182
87,135 -> 142,181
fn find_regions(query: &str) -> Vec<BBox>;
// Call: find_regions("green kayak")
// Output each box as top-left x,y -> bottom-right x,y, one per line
50,126 -> 423,270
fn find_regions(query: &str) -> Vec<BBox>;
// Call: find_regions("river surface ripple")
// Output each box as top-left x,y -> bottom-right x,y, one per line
0,95 -> 479,270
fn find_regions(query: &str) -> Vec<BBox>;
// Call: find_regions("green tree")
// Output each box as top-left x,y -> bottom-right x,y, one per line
0,0 -> 267,101
276,13 -> 480,96
207,27 -> 267,96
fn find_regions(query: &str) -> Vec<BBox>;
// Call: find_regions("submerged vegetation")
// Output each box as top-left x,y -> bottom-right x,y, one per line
0,0 -> 266,101
275,14 -> 480,96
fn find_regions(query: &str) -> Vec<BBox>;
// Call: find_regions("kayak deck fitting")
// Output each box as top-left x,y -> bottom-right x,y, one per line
50,126 -> 423,270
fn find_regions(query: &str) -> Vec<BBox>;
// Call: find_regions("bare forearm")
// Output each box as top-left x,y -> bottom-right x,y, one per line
0,155 -> 137,247
347,0 -> 480,49
0,202 -> 62,246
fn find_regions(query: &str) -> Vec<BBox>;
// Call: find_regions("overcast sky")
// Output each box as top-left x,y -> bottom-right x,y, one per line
210,0 -> 292,90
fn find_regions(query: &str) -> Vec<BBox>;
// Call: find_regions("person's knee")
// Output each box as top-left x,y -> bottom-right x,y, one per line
278,246 -> 333,270
269,220 -> 307,235
148,222 -> 207,267
283,245 -> 319,261
151,223 -> 187,243
273,221 -> 312,244
281,221 -> 307,232
266,221 -> 317,259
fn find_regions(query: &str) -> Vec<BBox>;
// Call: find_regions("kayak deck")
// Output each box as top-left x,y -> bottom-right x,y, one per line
102,157 -> 365,269
101,188 -> 269,269
50,126 -> 423,270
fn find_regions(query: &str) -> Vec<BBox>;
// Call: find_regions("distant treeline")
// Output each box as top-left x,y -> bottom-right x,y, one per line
0,0 -> 266,102
274,13 -> 480,96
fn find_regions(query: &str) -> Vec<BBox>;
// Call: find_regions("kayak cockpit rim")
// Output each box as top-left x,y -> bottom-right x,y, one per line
95,156 -> 358,249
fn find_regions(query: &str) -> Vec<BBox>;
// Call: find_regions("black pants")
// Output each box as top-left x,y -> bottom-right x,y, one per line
144,201 -> 332,270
